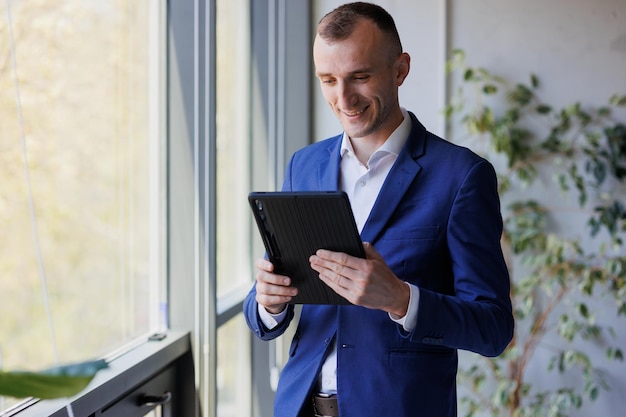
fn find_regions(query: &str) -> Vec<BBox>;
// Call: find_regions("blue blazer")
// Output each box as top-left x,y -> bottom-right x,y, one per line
244,113 -> 514,417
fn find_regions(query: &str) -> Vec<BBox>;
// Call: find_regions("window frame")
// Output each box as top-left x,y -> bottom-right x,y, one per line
167,0 -> 312,416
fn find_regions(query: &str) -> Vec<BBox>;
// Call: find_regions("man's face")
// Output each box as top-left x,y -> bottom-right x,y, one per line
313,19 -> 409,144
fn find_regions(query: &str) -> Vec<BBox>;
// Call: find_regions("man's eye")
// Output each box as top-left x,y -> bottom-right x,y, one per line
354,75 -> 369,81
321,79 -> 335,85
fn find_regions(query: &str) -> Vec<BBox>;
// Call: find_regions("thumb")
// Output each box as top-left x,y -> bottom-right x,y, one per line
362,242 -> 383,260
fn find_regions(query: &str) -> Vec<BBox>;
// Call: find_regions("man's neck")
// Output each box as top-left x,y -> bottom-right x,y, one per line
349,109 -> 405,165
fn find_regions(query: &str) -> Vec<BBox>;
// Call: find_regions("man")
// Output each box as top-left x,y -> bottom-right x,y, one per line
244,2 -> 514,416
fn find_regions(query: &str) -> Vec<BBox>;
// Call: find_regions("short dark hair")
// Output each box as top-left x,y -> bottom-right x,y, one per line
318,2 -> 403,59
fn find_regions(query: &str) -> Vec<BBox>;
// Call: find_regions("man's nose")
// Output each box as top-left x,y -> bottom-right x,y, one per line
337,81 -> 357,108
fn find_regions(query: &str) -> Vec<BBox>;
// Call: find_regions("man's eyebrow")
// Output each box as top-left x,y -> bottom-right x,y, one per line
315,68 -> 374,78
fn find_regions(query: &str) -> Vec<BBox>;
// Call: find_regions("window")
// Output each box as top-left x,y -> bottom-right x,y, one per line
216,0 -> 253,298
1,0 -> 312,415
0,0 -> 164,411
166,0 -> 259,415
215,0 -> 253,414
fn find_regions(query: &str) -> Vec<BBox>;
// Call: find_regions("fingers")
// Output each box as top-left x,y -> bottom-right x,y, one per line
309,250 -> 364,295
313,242 -> 379,267
254,258 -> 297,312
309,245 -> 405,312
255,257 -> 275,272
313,248 -> 361,269
362,241 -> 383,260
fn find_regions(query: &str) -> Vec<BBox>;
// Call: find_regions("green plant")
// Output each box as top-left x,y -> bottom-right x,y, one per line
446,50 -> 626,417
0,359 -> 107,400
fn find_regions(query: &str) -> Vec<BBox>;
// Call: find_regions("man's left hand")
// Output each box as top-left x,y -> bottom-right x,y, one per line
309,242 -> 410,316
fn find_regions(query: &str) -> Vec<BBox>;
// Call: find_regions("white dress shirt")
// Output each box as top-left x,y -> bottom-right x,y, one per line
259,108 -> 420,395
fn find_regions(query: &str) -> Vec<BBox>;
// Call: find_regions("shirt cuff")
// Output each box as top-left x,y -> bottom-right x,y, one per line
258,304 -> 288,330
389,282 -> 420,332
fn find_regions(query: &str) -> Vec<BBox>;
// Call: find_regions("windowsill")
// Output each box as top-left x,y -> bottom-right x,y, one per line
5,331 -> 195,417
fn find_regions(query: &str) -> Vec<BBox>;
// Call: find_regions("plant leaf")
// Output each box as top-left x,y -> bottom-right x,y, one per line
531,74 -> 539,88
609,94 -> 626,106
536,104 -> 552,114
0,359 -> 108,399
483,84 -> 498,94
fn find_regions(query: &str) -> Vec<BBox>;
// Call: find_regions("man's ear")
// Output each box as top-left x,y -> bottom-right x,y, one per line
395,52 -> 411,86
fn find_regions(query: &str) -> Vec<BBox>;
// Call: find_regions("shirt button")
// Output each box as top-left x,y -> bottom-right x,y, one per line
359,180 -> 366,187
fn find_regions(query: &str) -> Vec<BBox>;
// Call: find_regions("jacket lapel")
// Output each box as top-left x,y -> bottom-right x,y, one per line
360,113 -> 427,244
316,135 -> 343,190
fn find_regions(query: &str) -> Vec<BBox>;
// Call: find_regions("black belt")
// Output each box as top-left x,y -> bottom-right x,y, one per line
312,394 -> 339,417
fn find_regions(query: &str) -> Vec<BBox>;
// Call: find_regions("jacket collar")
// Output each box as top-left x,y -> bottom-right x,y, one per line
361,112 -> 426,243
315,112 -> 427,244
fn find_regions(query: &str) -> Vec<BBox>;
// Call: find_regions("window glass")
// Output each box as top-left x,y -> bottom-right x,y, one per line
217,315 -> 251,417
215,0 -> 253,414
216,0 -> 253,297
0,0 -> 162,393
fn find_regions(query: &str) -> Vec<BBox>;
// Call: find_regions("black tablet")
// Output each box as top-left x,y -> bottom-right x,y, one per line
248,191 -> 365,305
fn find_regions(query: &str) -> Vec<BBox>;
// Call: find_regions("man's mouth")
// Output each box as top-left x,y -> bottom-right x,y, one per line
342,107 -> 367,117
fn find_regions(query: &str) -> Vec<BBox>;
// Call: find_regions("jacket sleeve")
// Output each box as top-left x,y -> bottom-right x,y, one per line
408,160 -> 514,357
243,286 -> 296,341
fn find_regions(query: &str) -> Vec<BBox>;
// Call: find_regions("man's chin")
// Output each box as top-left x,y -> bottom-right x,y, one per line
339,119 -> 369,137
342,126 -> 371,140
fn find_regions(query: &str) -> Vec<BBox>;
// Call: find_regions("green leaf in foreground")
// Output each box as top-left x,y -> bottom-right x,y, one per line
0,359 -> 108,399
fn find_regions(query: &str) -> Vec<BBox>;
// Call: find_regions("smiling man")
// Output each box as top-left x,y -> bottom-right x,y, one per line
244,3 -> 514,417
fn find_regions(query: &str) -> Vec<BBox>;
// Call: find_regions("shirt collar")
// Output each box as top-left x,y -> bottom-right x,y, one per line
340,108 -> 411,161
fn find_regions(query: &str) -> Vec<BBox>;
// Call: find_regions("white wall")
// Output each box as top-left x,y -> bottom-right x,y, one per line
311,1 -> 626,415
447,1 -> 626,415
450,0 -> 626,109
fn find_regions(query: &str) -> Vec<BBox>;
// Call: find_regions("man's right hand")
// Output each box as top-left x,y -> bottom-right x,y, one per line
255,258 -> 298,314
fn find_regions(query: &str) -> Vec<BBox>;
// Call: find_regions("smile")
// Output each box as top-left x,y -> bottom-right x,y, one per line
342,107 -> 367,117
